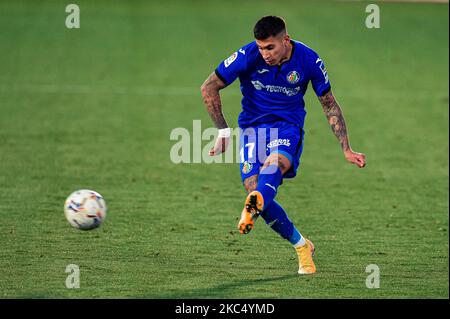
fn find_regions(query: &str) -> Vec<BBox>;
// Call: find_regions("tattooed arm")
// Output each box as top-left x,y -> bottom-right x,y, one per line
201,72 -> 228,129
318,89 -> 366,168
201,72 -> 229,156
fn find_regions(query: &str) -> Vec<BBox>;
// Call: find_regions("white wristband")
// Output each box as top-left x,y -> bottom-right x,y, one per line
218,128 -> 231,138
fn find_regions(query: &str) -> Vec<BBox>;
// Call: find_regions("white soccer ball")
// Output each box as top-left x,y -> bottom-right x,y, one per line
64,189 -> 107,230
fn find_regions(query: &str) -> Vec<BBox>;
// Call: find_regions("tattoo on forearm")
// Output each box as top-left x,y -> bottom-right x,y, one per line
201,72 -> 228,129
318,90 -> 350,152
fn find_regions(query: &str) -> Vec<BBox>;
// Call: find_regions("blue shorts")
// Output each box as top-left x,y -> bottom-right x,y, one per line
239,121 -> 304,183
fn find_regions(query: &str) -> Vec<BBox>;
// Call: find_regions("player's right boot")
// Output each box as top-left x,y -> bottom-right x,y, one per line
295,238 -> 316,275
238,191 -> 264,234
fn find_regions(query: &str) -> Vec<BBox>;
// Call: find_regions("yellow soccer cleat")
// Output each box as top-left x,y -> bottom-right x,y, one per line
238,191 -> 264,234
295,238 -> 316,275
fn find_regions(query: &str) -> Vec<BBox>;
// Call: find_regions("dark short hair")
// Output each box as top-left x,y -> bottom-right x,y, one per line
253,16 -> 286,40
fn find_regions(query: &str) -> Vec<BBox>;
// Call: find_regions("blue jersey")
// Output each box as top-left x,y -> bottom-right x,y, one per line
215,40 -> 331,129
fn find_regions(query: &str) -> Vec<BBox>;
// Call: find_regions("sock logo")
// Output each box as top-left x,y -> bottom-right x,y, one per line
265,183 -> 277,192
267,219 -> 278,227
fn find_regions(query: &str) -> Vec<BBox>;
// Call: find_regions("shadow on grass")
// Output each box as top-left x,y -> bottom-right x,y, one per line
159,274 -> 300,298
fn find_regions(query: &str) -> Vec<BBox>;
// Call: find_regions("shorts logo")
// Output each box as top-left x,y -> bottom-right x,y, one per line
224,52 -> 238,68
287,71 -> 300,84
267,139 -> 291,148
242,161 -> 253,174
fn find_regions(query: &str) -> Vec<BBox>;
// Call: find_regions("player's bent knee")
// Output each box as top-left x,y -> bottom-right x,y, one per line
262,153 -> 292,175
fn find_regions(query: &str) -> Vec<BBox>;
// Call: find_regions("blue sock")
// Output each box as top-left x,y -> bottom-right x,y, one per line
256,165 -> 282,210
260,200 -> 303,245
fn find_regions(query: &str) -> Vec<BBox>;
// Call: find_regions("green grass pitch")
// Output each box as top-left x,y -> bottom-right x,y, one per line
0,0 -> 448,298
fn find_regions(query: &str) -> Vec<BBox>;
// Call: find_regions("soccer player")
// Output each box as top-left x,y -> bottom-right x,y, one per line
200,16 -> 366,274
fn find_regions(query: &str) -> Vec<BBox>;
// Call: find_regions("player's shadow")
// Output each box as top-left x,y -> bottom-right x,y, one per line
162,274 -> 299,298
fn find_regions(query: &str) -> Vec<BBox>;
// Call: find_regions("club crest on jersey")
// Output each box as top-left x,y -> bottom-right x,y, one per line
242,161 -> 253,174
224,52 -> 238,68
287,71 -> 300,84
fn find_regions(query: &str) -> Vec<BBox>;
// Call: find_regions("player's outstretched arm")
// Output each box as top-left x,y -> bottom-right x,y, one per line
318,89 -> 366,168
201,72 -> 229,156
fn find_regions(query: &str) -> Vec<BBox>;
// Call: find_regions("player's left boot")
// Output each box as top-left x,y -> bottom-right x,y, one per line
295,238 -> 316,275
238,191 -> 264,234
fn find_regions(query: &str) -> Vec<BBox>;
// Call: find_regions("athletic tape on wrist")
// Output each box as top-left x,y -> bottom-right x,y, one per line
218,128 -> 231,138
